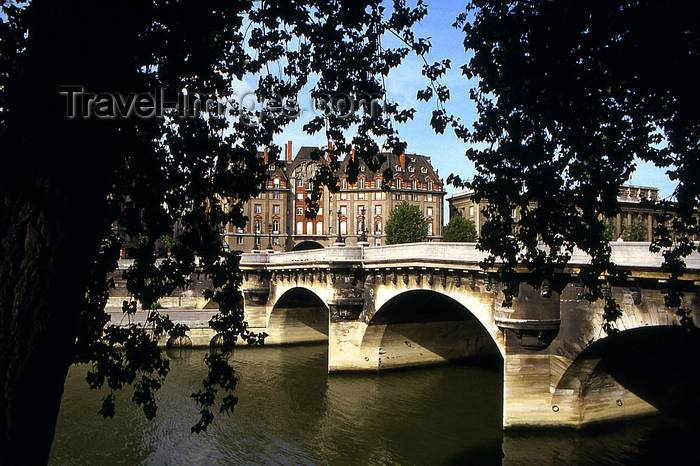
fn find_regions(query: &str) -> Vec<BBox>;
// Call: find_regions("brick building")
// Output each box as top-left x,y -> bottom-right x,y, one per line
223,142 -> 446,252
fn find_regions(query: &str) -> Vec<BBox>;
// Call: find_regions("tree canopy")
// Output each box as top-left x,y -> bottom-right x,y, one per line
440,0 -> 700,327
443,216 -> 477,242
0,0 -> 430,461
385,202 -> 429,244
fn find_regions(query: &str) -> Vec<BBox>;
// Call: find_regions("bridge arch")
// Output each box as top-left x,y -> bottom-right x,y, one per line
368,284 -> 504,358
266,286 -> 329,345
551,325 -> 700,424
360,289 -> 502,370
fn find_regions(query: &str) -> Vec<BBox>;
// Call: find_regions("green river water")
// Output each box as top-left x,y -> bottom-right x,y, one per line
49,345 -> 696,465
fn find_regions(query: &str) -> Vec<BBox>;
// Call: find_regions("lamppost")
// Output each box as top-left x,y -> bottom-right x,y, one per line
266,222 -> 273,251
335,208 -> 344,245
359,207 -> 367,243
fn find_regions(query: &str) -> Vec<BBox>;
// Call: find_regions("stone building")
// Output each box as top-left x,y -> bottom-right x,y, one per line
447,184 -> 662,241
223,142 -> 446,252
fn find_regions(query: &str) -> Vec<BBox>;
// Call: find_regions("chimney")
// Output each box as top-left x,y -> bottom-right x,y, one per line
286,141 -> 292,162
400,151 -> 406,171
264,148 -> 268,165
352,149 -> 355,162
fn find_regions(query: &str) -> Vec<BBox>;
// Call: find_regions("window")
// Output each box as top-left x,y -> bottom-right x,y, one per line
254,204 -> 262,213
357,220 -> 363,234
306,222 -> 313,235
316,222 -> 323,235
255,193 -> 263,199
296,221 -> 303,234
357,192 -> 365,200
340,220 -> 347,235
410,193 -> 417,201
272,237 -> 279,245
358,178 -> 365,189
428,222 -> 433,235
374,220 -> 382,233
427,207 -> 433,217
273,191 -> 280,199
395,164 -> 401,171
296,207 -> 303,215
375,205 -> 381,215
273,205 -> 280,215
427,181 -> 433,190
236,226 -> 243,233
307,180 -> 313,189
427,193 -> 433,202
394,193 -> 402,200
296,193 -> 303,201
358,205 -> 365,215
421,166 -> 427,173
375,238 -> 382,246
469,206 -> 474,217
340,206 -> 347,215
254,220 -> 261,233
273,177 -> 279,187
340,193 -> 348,200
341,179 -> 347,189
412,180 -> 417,189
272,219 -> 279,233
297,179 -> 303,187
318,207 -> 323,216
236,236 -> 243,245
396,179 -> 401,189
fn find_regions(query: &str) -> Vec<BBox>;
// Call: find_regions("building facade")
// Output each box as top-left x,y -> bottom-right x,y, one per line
223,142 -> 446,252
447,184 -> 662,242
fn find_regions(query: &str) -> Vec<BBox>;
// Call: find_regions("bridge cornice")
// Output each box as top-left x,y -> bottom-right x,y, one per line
240,242 -> 700,281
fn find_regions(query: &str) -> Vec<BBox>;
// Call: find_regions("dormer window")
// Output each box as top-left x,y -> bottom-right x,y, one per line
341,178 -> 347,189
421,166 -> 427,173
395,164 -> 401,172
360,166 -> 365,172
408,166 -> 414,172
358,178 -> 365,189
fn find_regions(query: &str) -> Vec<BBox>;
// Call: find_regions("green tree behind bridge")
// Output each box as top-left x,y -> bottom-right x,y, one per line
443,216 -> 477,242
385,202 -> 429,244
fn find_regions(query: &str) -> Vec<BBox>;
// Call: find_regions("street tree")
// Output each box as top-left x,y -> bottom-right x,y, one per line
624,217 -> 648,242
439,0 -> 700,328
385,202 -> 429,244
0,0 -> 429,462
443,216 -> 477,242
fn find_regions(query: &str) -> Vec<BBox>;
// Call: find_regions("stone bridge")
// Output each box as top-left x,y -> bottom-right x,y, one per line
240,242 -> 700,429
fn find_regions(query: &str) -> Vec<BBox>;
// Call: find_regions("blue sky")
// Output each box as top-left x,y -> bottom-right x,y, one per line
264,1 -> 677,202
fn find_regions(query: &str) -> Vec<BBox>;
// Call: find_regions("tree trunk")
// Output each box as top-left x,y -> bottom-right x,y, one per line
0,3 -> 127,461
0,192 -> 104,464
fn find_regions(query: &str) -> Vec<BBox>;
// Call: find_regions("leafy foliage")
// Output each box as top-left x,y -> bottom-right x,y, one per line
438,0 -> 700,322
443,216 -> 477,242
385,202 -> 429,244
624,216 -> 648,242
0,0 -> 431,460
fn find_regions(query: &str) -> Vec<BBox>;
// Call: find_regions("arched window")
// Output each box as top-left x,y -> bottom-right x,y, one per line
374,220 -> 382,234
306,222 -> 313,235
316,222 -> 323,235
272,219 -> 280,233
359,178 -> 365,189
340,220 -> 347,235
341,178 -> 347,189
273,177 -> 280,187
296,221 -> 303,234
428,222 -> 433,235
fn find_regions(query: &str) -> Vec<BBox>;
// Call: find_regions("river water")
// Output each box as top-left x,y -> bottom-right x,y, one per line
49,345 -> 696,465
